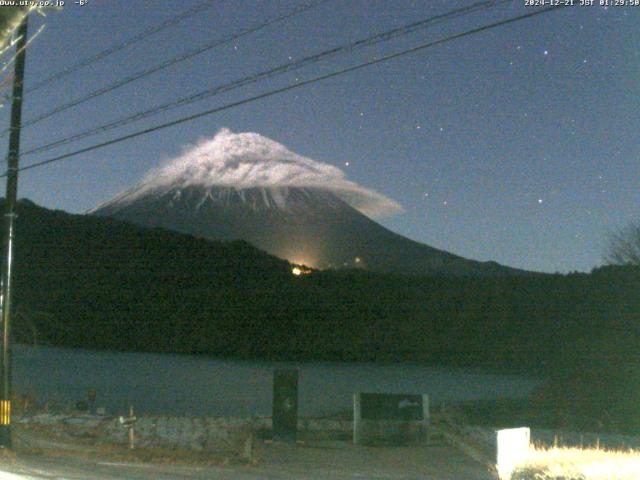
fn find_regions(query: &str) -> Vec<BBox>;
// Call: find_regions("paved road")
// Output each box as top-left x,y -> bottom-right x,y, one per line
0,441 -> 496,480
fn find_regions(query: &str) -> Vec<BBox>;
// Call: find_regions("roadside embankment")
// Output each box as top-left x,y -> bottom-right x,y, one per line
13,412 -> 352,460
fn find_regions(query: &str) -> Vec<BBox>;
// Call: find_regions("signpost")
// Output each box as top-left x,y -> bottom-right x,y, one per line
119,405 -> 137,449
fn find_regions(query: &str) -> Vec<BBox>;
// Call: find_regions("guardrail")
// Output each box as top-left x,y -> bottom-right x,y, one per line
433,407 -> 499,476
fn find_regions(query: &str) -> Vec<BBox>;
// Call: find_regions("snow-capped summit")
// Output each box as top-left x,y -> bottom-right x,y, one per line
90,129 -> 522,276
94,128 -> 402,219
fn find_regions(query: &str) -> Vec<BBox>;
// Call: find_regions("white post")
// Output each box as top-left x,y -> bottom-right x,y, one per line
496,427 -> 530,479
128,405 -> 135,450
422,394 -> 430,443
353,393 -> 361,445
421,394 -> 430,425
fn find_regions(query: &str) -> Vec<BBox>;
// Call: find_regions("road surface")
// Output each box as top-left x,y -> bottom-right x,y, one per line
0,440 -> 496,479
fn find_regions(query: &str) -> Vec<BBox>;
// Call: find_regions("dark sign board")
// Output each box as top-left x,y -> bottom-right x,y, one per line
359,393 -> 424,421
272,369 -> 298,442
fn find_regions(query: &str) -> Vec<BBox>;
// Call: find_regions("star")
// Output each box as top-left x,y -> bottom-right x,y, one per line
538,198 -> 543,204
543,50 -> 549,56
344,162 -> 350,167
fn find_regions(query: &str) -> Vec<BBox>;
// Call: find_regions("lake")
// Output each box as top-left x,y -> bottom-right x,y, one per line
13,344 -> 541,417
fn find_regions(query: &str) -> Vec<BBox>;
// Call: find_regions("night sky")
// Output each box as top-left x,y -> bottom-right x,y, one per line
0,0 -> 637,273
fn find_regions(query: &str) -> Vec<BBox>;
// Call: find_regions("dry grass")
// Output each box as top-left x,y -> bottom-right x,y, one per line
510,446 -> 640,480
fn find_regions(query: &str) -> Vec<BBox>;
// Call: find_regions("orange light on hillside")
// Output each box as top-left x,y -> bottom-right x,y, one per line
291,265 -> 312,276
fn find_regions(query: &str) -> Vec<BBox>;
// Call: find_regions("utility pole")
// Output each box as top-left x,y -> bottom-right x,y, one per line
0,14 -> 28,449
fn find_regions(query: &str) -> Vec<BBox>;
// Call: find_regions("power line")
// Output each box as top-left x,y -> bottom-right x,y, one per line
24,0 -> 222,95
6,4 -> 565,178
9,0 -> 329,134
22,0 -> 509,158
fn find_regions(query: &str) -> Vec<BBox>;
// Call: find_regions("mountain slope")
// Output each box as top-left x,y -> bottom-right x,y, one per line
91,184 -> 522,276
89,129 -> 527,276
10,198 -> 294,353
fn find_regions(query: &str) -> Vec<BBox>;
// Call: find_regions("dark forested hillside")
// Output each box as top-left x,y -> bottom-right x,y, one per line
6,199 -> 640,379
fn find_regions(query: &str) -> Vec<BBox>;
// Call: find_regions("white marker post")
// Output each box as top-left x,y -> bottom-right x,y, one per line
496,427 -> 530,479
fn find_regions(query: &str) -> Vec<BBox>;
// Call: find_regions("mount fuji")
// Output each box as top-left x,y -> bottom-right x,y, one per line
89,129 -> 523,276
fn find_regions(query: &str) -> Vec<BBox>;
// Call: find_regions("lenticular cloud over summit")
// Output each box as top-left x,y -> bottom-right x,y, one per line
139,128 -> 402,218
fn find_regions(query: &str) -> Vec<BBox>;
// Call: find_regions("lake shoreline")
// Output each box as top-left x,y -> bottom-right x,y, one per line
12,344 -> 542,418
